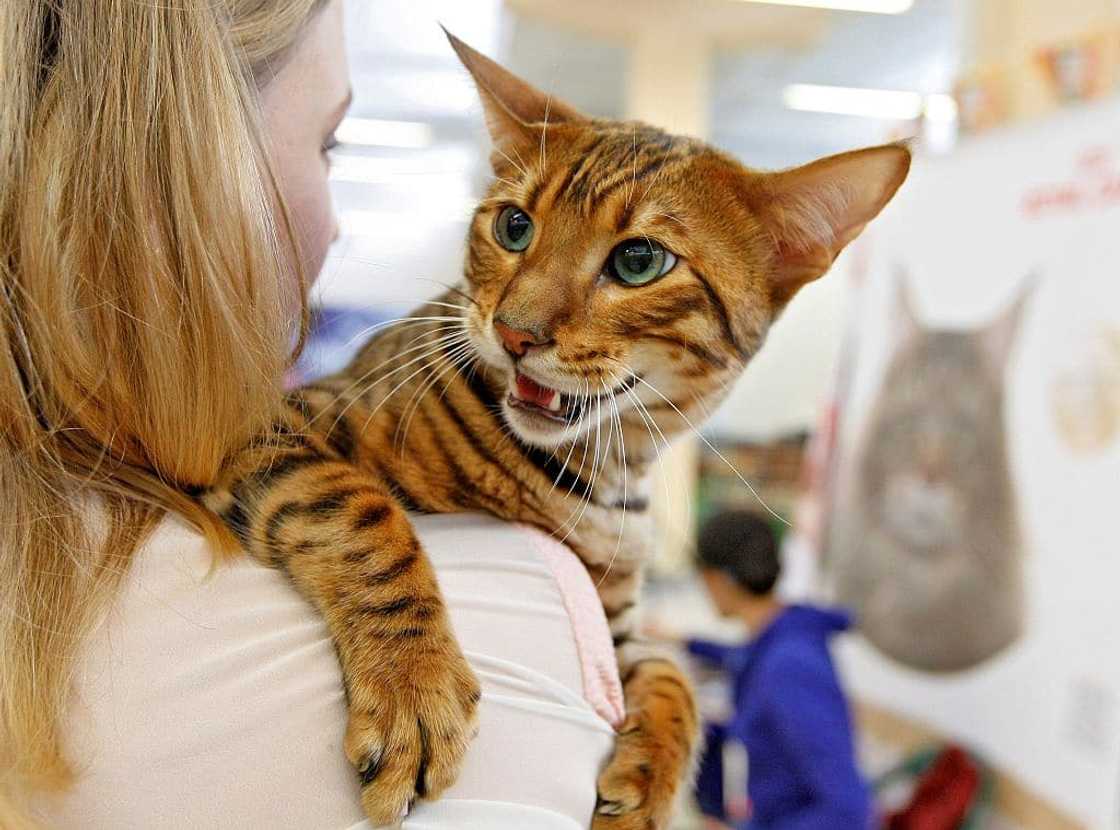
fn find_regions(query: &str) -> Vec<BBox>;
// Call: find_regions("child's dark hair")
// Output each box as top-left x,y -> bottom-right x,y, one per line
696,509 -> 780,596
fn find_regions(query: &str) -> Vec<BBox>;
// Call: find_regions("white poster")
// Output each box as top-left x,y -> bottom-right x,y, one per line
825,98 -> 1120,827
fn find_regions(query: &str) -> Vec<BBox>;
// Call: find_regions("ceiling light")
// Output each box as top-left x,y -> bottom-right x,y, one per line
784,83 -> 926,120
335,117 -> 433,149
735,0 -> 912,12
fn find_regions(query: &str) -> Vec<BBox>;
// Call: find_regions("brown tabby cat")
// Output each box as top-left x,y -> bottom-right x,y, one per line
202,33 -> 911,829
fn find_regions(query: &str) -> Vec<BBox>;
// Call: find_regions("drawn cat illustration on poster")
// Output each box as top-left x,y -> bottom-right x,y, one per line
829,276 -> 1031,672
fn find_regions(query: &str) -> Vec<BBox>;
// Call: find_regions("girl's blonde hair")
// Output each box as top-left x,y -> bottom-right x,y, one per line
0,0 -> 326,823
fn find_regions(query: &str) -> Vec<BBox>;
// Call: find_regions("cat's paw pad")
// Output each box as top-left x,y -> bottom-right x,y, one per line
344,652 -> 480,824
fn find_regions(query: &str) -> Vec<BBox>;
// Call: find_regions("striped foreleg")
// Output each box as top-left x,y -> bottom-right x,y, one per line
204,444 -> 479,825
590,562 -> 700,830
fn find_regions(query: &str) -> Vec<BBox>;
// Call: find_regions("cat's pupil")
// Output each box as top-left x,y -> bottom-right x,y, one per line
619,241 -> 653,273
506,211 -> 530,242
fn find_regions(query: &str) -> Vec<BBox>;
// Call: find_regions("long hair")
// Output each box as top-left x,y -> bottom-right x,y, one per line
0,0 -> 326,822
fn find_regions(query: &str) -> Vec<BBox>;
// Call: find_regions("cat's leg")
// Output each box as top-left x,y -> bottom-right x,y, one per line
591,565 -> 700,830
204,440 -> 480,825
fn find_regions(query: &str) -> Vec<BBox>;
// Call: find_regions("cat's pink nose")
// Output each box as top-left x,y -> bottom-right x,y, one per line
494,319 -> 548,357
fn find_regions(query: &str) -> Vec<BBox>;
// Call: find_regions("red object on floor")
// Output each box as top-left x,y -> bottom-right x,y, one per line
885,745 -> 980,830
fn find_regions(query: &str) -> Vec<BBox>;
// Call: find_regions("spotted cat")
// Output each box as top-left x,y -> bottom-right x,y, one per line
204,33 -> 911,829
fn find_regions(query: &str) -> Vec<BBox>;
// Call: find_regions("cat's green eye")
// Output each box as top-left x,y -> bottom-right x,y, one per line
494,206 -> 534,252
607,238 -> 677,286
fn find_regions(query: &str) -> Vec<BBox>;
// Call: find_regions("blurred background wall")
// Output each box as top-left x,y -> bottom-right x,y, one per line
304,2 -> 1120,827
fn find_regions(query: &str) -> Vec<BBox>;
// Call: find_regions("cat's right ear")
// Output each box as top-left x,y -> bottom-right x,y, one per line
444,29 -> 586,174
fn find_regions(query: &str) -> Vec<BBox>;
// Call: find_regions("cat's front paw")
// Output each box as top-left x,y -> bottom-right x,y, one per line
343,645 -> 481,824
592,715 -> 683,830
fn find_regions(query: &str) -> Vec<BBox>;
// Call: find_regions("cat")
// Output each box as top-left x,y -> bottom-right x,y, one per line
829,276 -> 1030,673
202,32 -> 911,829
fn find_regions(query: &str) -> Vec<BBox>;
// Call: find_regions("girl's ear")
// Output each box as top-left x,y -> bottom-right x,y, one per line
443,29 -> 586,175
743,143 -> 912,308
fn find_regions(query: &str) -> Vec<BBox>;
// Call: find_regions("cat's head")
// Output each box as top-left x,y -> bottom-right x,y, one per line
864,276 -> 1031,547
448,33 -> 910,449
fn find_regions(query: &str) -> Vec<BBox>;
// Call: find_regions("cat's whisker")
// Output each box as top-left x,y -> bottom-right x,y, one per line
334,328 -> 470,428
510,143 -> 531,178
539,96 -> 551,174
340,324 -> 466,381
464,353 -> 482,387
559,390 -> 609,544
493,145 -> 528,178
357,335 -> 473,435
638,155 -> 671,204
393,343 -> 464,450
630,374 -> 789,526
321,353 -> 459,448
557,396 -> 600,533
318,326 -> 470,432
689,391 -> 718,422
353,326 -> 469,388
306,290 -> 471,314
562,378 -> 594,501
626,123 -> 638,210
394,341 -> 476,451
410,279 -> 480,309
339,315 -> 463,350
614,364 -> 682,539
620,385 -> 665,458
608,365 -> 695,554
649,210 -> 687,229
548,431 -> 580,496
413,300 -> 472,312
554,379 -> 597,537
599,391 -> 630,584
545,378 -> 588,497
440,350 -> 479,405
585,392 -> 614,521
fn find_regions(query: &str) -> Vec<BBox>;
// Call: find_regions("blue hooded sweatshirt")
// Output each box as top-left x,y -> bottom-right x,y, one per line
687,605 -> 871,830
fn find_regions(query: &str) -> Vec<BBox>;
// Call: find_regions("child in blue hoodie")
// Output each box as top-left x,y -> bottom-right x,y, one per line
684,510 -> 872,830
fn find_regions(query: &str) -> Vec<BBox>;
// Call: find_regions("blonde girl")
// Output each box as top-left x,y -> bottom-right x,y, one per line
1,3 -> 619,827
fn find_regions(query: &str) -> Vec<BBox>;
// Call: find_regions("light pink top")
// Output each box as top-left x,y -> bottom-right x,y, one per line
36,512 -> 623,829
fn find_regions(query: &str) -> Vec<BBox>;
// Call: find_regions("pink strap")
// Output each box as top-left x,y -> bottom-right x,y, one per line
523,527 -> 626,728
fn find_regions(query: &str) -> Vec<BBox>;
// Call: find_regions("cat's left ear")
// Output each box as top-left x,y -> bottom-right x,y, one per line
444,29 -> 586,173
744,143 -> 911,308
980,274 -> 1037,371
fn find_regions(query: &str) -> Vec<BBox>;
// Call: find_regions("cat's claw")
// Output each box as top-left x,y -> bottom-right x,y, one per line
343,649 -> 480,825
591,720 -> 679,830
595,798 -> 632,817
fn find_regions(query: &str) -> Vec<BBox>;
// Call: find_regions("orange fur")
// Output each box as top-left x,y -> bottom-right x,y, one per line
202,33 -> 910,828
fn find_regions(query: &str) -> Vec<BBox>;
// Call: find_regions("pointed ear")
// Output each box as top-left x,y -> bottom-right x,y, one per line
979,274 -> 1036,371
443,29 -> 586,173
745,143 -> 911,308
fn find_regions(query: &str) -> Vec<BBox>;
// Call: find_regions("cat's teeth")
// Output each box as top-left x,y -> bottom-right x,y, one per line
546,393 -> 562,412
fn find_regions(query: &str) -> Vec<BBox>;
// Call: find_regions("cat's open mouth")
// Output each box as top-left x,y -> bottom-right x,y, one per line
507,371 -> 638,425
